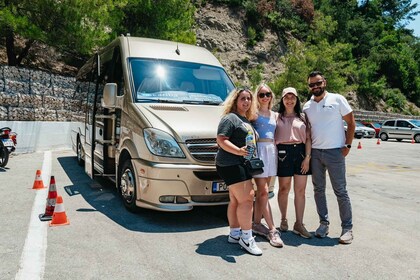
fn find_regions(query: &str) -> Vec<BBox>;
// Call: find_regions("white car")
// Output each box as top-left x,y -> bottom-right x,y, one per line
356,122 -> 376,138
343,120 -> 364,139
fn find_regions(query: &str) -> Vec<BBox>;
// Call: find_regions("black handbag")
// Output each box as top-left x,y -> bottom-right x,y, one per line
236,115 -> 265,176
244,157 -> 264,176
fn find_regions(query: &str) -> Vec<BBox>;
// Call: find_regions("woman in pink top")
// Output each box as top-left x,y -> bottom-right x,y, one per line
274,87 -> 312,238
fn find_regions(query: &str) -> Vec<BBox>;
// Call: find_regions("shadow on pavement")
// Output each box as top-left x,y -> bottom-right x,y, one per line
276,232 -> 338,247
195,235 -> 248,263
57,156 -> 228,233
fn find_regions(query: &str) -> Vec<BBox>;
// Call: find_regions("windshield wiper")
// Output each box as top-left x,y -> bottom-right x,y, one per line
182,100 -> 221,105
137,98 -> 184,104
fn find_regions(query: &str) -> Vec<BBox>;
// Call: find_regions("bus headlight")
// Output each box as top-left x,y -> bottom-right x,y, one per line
143,128 -> 185,158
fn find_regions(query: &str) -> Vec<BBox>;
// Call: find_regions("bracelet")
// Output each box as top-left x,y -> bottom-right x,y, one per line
305,155 -> 311,158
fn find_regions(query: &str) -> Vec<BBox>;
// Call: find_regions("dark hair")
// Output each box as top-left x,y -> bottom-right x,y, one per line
277,96 -> 306,124
308,71 -> 325,79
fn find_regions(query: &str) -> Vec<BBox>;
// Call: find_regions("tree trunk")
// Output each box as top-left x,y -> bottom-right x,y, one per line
17,39 -> 35,65
5,29 -> 34,66
5,30 -> 18,66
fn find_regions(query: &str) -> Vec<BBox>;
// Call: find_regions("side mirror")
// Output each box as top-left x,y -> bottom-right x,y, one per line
103,83 -> 117,108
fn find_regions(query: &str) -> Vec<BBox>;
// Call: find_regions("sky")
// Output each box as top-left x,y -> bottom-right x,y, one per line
407,0 -> 420,37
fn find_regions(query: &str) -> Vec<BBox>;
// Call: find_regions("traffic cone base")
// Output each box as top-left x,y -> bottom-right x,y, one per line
39,211 -> 53,221
39,176 -> 57,222
357,142 -> 362,149
49,196 -> 69,226
32,170 -> 45,190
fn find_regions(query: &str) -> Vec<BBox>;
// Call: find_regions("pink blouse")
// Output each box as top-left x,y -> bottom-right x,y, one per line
274,115 -> 307,144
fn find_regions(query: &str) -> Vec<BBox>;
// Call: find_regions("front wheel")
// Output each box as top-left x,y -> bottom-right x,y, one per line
380,133 -> 388,141
0,142 -> 9,167
119,159 -> 138,212
76,138 -> 84,166
414,134 -> 420,143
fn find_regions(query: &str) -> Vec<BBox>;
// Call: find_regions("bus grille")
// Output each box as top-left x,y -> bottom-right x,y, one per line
185,138 -> 218,162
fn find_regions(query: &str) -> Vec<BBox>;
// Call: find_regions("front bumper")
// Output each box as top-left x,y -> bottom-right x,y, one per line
131,159 -> 229,211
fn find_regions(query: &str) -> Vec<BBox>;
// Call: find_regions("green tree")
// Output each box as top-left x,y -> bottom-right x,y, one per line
0,0 -> 124,66
117,0 -> 196,44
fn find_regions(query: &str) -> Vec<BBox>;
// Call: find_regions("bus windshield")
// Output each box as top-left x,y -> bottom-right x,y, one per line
130,58 -> 235,105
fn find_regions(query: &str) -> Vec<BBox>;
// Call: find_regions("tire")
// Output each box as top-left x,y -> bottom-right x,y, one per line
414,134 -> 420,143
119,159 -> 138,211
76,138 -> 84,166
0,142 -> 9,168
380,133 -> 388,141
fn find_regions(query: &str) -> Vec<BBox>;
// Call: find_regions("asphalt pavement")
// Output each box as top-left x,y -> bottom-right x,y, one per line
0,138 -> 419,280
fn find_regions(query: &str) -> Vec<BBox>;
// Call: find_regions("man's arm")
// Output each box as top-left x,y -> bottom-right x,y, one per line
342,112 -> 355,156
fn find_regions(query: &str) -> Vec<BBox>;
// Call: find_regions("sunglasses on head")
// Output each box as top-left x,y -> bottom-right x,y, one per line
258,92 -> 272,98
237,87 -> 251,93
308,80 -> 323,88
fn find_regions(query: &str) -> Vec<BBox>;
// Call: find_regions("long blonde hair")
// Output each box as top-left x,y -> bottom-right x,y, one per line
222,88 -> 257,120
254,83 -> 274,110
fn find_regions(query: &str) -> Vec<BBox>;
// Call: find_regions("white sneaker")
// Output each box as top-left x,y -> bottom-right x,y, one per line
228,234 -> 240,244
239,237 -> 262,256
339,229 -> 353,244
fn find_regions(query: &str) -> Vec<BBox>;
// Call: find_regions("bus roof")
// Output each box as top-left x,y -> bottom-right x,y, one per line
121,36 -> 223,67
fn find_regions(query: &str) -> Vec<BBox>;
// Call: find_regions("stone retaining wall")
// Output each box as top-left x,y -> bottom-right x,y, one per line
0,65 -> 83,122
1,65 -> 419,123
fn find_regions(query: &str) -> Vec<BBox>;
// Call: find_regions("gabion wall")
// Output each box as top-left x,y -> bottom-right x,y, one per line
0,66 -> 84,122
1,65 -> 418,123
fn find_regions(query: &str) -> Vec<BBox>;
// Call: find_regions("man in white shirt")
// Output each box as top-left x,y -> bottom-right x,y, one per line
302,71 -> 354,244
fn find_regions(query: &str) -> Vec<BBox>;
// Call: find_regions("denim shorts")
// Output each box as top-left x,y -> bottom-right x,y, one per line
216,164 -> 252,186
276,143 -> 311,177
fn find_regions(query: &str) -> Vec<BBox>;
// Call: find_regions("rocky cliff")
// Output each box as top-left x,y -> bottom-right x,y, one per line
195,3 -> 285,85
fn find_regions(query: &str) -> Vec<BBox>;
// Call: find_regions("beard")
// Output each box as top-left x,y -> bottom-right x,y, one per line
312,86 -> 325,97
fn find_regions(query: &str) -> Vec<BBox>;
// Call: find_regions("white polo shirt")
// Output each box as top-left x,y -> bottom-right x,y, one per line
303,92 -> 352,149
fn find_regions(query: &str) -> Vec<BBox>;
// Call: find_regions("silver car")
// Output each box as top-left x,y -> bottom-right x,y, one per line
343,120 -> 364,139
379,119 -> 420,143
356,121 -> 376,138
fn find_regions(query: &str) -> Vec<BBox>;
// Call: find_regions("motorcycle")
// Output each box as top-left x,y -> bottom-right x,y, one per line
0,127 -> 17,168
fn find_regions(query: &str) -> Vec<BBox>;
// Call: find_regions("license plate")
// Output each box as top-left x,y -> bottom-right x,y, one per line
1,139 -> 14,147
212,182 -> 228,193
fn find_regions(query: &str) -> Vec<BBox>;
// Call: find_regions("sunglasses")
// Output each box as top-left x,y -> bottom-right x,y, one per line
258,92 -> 272,98
237,87 -> 251,93
308,80 -> 324,88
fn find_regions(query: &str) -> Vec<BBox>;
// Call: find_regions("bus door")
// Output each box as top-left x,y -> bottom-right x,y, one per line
91,48 -> 123,178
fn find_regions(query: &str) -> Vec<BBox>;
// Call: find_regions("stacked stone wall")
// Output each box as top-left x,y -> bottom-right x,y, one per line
0,65 -> 83,122
1,65 -> 419,123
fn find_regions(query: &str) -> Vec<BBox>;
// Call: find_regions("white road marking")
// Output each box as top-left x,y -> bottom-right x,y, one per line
41,151 -> 52,187
15,151 -> 51,280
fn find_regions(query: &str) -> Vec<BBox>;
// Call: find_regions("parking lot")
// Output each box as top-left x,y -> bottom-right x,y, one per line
0,138 -> 419,279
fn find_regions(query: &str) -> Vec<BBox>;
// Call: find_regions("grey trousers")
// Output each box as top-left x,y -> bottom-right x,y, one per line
311,148 -> 353,230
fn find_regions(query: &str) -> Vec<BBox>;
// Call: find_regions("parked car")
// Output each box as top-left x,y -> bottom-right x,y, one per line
379,119 -> 420,143
356,121 -> 376,138
343,120 -> 364,139
361,121 -> 381,138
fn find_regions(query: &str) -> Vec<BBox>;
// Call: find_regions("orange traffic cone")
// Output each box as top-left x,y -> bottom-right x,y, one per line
32,170 -> 45,190
357,142 -> 362,149
376,138 -> 380,145
39,176 -> 57,221
411,137 -> 415,144
49,195 -> 70,226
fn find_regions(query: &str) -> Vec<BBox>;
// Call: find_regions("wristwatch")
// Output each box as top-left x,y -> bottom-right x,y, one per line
345,144 -> 351,149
